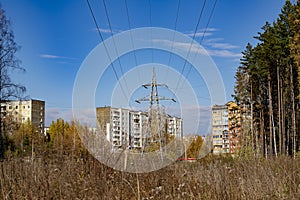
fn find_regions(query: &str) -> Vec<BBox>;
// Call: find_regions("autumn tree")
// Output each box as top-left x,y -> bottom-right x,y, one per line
185,136 -> 203,158
12,120 -> 45,157
48,118 -> 84,157
0,6 -> 26,158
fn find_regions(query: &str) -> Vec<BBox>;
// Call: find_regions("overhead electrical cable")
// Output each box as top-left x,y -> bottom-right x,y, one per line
148,0 -> 154,63
124,0 -> 142,83
86,0 -> 131,107
166,0 -> 207,111
185,0 -> 218,85
163,0 -> 181,81
168,0 -> 218,114
102,0 -> 131,106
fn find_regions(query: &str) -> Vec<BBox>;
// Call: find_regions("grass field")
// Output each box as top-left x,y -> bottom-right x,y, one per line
0,155 -> 299,199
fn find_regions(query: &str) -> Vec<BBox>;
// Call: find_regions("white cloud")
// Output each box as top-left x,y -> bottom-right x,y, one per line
206,49 -> 242,58
46,108 -> 73,125
204,38 -> 240,50
207,43 -> 239,50
201,28 -> 219,32
93,28 -> 121,34
186,32 -> 213,38
95,28 -> 112,34
39,54 -> 76,60
185,28 -> 218,38
151,39 -> 242,58
184,28 -> 242,60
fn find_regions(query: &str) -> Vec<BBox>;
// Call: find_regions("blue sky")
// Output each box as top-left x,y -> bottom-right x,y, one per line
2,0 -> 286,134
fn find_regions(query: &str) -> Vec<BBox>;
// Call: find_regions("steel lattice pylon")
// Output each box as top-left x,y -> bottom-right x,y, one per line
135,67 -> 176,152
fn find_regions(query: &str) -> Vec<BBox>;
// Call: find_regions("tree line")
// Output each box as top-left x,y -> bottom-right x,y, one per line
1,118 -> 86,159
233,1 -> 300,158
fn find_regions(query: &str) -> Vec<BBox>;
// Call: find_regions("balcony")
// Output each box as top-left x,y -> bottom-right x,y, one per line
134,133 -> 141,137
112,130 -> 120,134
133,124 -> 140,128
112,128 -> 120,132
113,141 -> 121,147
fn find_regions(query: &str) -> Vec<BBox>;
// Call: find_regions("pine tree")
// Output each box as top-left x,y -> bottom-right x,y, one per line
233,0 -> 299,157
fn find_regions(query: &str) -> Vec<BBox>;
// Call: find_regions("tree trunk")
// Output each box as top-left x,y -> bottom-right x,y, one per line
0,68 -> 3,159
289,64 -> 297,159
268,70 -> 277,157
250,81 -> 254,155
260,110 -> 267,158
0,108 -> 2,159
277,66 -> 282,155
281,77 -> 286,155
287,125 -> 290,155
258,110 -> 262,157
255,109 -> 259,156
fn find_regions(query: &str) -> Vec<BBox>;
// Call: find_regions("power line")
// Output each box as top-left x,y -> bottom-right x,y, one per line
168,0 -> 218,114
148,0 -> 154,63
201,0 -> 218,45
168,0 -> 181,64
163,0 -> 181,81
102,0 -> 131,106
185,0 -> 218,84
124,0 -> 142,83
166,0 -> 207,111
86,0 -> 131,107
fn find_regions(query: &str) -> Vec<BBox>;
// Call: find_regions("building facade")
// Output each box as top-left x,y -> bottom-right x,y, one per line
96,106 -> 183,150
130,111 -> 148,149
0,99 -> 45,133
212,104 -> 229,154
211,102 -> 242,154
228,102 -> 242,154
166,116 -> 183,138
96,107 -> 130,148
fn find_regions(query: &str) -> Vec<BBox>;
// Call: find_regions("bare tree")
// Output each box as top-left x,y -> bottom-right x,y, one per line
0,5 -> 26,158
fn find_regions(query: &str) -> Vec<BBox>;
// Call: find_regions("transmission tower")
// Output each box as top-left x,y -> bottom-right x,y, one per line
135,67 -> 176,151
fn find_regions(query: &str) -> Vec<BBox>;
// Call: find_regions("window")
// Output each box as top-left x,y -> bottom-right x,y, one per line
28,105 -> 30,108
23,106 -> 25,109
9,106 -> 12,109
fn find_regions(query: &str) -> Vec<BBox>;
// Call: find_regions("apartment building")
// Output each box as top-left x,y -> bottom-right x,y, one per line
167,116 -> 183,138
130,111 -> 148,149
96,106 -> 183,150
96,107 -> 130,148
0,99 -> 45,133
212,104 -> 229,154
228,101 -> 242,154
211,102 -> 242,154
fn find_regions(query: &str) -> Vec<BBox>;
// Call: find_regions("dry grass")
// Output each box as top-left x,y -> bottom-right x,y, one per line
0,154 -> 299,200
